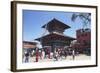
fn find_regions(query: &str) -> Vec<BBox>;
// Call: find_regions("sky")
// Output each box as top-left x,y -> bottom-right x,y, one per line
23,10 -> 90,41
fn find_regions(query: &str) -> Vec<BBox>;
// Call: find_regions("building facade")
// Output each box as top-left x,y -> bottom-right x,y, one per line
35,18 -> 75,52
72,28 -> 91,55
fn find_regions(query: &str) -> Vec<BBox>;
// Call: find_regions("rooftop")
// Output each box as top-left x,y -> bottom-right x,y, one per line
23,41 -> 37,45
35,32 -> 75,41
42,18 -> 71,30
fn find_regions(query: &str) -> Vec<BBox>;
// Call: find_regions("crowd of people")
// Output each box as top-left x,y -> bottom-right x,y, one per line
23,47 -> 77,63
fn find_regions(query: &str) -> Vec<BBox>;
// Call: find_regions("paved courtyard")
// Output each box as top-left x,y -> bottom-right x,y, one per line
23,54 -> 91,63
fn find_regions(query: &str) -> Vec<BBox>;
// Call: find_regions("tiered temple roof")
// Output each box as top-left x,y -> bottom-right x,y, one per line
35,18 -> 75,49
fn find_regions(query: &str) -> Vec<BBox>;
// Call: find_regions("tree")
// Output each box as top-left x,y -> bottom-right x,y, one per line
71,13 -> 91,29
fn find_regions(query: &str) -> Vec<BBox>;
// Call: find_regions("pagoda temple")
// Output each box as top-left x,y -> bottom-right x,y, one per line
35,18 -> 75,52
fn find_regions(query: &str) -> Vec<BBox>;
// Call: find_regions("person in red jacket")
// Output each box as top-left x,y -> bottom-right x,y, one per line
48,49 -> 51,59
36,48 -> 39,62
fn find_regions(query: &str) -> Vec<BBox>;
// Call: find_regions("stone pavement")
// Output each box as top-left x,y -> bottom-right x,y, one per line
23,54 -> 91,63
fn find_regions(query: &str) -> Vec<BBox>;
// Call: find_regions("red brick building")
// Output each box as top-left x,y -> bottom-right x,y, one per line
72,28 -> 91,55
